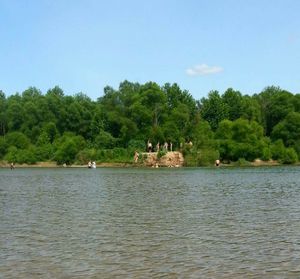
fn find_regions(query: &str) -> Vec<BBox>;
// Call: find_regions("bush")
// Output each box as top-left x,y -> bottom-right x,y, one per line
4,146 -> 38,164
5,132 -> 30,149
35,144 -> 55,161
271,140 -> 286,160
128,139 -> 146,151
76,148 -> 97,164
16,148 -> 38,164
280,148 -> 298,164
54,139 -> 78,165
261,147 -> 271,161
157,149 -> 167,159
234,158 -> 251,167
197,149 -> 220,166
4,146 -> 18,163
94,131 -> 116,149
184,152 -> 198,167
184,148 -> 219,167
95,148 -> 132,163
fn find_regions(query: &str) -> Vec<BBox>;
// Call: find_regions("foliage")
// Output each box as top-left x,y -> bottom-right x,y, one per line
216,119 -> 267,162
5,132 -> 30,149
0,136 -> 8,159
280,148 -> 298,164
127,139 -> 146,151
270,140 -> 286,161
184,148 -> 219,167
157,149 -> 167,159
199,90 -> 229,130
0,82 -> 299,165
234,158 -> 252,167
271,112 -> 300,149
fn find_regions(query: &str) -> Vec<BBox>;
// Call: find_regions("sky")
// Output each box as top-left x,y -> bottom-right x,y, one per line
1,0 -> 300,100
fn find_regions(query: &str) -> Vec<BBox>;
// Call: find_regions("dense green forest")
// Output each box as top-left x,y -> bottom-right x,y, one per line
0,81 -> 300,166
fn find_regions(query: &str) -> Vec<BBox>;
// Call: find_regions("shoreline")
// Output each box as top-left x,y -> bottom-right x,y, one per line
0,161 -> 134,168
0,159 -> 297,168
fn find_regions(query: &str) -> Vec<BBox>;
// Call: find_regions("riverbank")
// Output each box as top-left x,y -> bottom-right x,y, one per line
0,161 -> 134,168
0,159 -> 296,168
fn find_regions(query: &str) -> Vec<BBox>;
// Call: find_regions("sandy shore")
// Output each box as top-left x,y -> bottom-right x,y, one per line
0,159 -> 296,168
0,161 -> 134,168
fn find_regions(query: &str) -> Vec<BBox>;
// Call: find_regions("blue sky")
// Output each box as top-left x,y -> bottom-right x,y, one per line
1,0 -> 299,100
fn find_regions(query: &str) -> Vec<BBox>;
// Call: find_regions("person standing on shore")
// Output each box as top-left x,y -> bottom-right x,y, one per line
10,162 -> 15,170
156,142 -> 160,152
134,151 -> 139,163
163,142 -> 168,152
147,140 -> 152,152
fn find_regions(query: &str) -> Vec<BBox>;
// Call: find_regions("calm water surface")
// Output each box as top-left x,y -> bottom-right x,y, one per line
1,166 -> 300,278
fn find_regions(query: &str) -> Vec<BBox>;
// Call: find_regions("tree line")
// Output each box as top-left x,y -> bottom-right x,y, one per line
0,81 -> 299,165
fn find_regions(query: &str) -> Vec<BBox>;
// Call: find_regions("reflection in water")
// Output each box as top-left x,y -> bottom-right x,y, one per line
1,167 -> 300,278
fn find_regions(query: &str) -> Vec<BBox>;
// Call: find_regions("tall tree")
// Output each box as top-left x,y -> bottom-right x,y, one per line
200,90 -> 229,130
222,88 -> 243,121
256,86 -> 294,136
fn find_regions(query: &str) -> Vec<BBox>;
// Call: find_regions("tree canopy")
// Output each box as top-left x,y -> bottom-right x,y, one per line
0,82 -> 299,165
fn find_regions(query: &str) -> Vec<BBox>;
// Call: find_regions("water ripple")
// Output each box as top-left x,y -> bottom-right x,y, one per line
1,167 -> 300,278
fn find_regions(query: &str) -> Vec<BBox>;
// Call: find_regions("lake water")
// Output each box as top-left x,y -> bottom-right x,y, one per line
1,166 -> 300,278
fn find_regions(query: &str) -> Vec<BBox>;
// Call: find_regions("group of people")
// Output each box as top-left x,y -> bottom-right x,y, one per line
147,140 -> 173,153
88,161 -> 96,169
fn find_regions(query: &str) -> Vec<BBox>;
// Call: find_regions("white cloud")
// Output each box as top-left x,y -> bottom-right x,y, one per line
186,64 -> 223,76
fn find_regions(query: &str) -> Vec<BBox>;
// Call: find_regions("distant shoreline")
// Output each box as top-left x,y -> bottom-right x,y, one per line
0,159 -> 296,169
0,161 -> 133,168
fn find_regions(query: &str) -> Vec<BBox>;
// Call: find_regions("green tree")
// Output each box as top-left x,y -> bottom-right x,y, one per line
54,139 -> 78,165
216,118 -> 266,161
6,96 -> 24,131
54,133 -> 86,165
257,86 -> 294,135
240,95 -> 261,123
200,90 -> 229,130
191,121 -> 214,149
94,130 -> 117,149
5,132 -> 30,149
222,88 -> 243,121
140,82 -> 167,127
281,148 -> 298,164
271,112 -> 300,147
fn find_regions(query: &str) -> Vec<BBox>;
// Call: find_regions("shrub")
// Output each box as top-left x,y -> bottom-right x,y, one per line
271,140 -> 286,160
35,144 -> 55,161
54,139 -> 78,165
184,148 -> 219,167
94,148 -> 132,163
197,149 -> 220,166
280,148 -> 298,164
261,147 -> 272,161
94,131 -> 116,149
128,139 -> 145,151
4,146 -> 18,163
76,148 -> 97,164
5,132 -> 30,149
16,148 -> 38,164
157,149 -> 167,159
235,158 -> 251,167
